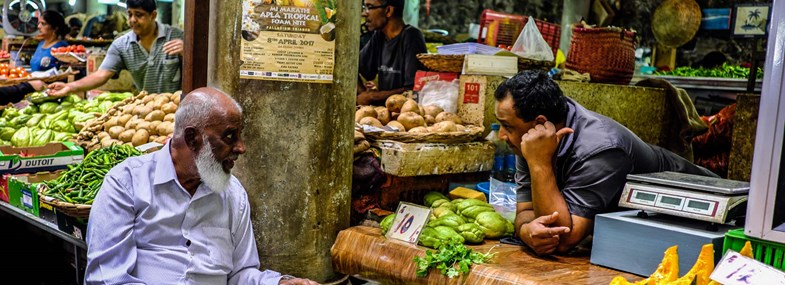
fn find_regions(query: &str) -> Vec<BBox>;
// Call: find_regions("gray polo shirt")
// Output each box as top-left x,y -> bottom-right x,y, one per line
100,22 -> 184,94
515,98 -> 717,219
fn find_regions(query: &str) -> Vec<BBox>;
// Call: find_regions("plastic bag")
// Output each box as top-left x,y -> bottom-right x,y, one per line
511,16 -> 554,61
489,177 -> 517,223
419,79 -> 459,114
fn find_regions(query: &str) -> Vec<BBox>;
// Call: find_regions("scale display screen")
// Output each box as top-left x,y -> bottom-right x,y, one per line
636,192 -> 657,202
688,200 -> 711,211
661,196 -> 682,206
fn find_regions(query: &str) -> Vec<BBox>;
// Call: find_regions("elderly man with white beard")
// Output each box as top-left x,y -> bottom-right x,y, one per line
84,87 -> 318,285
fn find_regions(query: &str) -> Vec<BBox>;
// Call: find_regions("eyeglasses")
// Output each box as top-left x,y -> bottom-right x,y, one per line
362,4 -> 387,13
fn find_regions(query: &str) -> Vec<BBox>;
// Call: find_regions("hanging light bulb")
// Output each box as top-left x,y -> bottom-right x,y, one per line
68,0 -> 75,6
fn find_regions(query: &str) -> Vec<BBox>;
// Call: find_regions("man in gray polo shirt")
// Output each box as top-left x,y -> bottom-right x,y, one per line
49,0 -> 183,95
494,71 -> 717,256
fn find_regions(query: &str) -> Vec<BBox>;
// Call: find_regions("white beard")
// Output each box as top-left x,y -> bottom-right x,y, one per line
195,138 -> 231,194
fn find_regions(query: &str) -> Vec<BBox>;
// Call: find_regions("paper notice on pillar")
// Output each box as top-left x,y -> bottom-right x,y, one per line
240,0 -> 336,83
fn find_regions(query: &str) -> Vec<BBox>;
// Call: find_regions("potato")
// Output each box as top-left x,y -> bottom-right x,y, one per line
132,129 -> 150,146
408,126 -> 428,133
386,120 -> 405,132
375,107 -> 390,125
108,126 -> 125,139
136,121 -> 152,132
424,105 -> 444,118
101,138 -> 119,148
355,106 -> 378,122
431,121 -> 457,132
164,113 -> 175,122
359,117 -> 383,128
385,94 -> 408,113
125,118 -> 141,130
418,105 -> 425,117
154,136 -> 170,144
435,112 -> 463,125
156,121 -> 174,136
149,135 -> 159,143
97,131 -> 110,141
117,114 -> 133,127
455,124 -> 466,132
173,93 -> 181,105
122,104 -> 136,115
154,95 -> 171,106
397,112 -> 426,130
424,115 -> 436,125
149,121 -> 162,135
119,129 -> 136,143
142,95 -> 156,103
145,110 -> 166,122
400,99 -> 421,115
161,102 -> 178,114
134,105 -> 153,118
102,117 -> 119,130
169,92 -> 179,103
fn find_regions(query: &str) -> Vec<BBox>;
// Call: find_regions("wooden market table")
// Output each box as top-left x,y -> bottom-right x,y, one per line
331,226 -> 642,285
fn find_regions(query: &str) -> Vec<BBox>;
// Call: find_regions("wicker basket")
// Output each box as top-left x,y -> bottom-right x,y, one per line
417,53 -> 552,73
37,184 -> 91,219
363,125 -> 484,143
565,26 -> 637,85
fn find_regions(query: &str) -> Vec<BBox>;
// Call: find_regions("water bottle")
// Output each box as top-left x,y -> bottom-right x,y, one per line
503,154 -> 517,183
485,123 -> 508,179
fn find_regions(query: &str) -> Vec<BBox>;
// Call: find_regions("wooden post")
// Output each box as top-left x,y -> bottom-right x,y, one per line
182,0 -> 209,94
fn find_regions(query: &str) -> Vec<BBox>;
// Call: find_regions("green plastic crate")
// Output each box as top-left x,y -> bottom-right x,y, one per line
723,228 -> 785,271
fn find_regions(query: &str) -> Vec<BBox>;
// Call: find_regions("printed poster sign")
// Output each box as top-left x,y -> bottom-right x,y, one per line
240,0 -> 336,83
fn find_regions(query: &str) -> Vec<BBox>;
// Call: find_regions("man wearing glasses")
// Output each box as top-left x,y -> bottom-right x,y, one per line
357,0 -> 426,106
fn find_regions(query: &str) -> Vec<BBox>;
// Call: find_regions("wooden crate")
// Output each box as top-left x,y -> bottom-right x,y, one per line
373,140 -> 494,177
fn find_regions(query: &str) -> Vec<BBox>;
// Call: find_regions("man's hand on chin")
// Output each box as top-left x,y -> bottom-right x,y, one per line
519,212 -> 571,256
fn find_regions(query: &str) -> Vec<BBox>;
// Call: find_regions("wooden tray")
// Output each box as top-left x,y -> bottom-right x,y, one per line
0,71 -> 77,87
417,53 -> 553,73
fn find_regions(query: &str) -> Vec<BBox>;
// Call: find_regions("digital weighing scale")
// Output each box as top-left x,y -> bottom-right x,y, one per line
619,171 -> 749,225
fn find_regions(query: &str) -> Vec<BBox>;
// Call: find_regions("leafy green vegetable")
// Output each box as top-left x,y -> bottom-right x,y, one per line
413,241 -> 495,278
655,63 -> 764,79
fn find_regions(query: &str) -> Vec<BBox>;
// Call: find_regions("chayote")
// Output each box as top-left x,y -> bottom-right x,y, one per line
423,191 -> 449,207
25,114 -> 45,128
20,105 -> 39,115
11,127 -> 32,147
38,102 -> 59,114
2,107 -> 20,119
380,214 -> 396,235
459,205 -> 495,223
0,127 -> 16,141
431,199 -> 456,212
427,213 -> 465,231
474,211 -> 513,239
457,223 -> 486,243
455,198 -> 492,212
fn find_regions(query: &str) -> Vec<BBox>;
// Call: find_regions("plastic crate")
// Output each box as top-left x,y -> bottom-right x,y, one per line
723,228 -> 785,271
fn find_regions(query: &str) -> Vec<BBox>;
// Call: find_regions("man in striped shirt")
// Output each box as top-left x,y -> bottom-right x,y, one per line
48,0 -> 183,96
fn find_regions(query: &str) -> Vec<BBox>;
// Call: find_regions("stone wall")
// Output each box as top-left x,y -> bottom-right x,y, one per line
417,0 -> 771,66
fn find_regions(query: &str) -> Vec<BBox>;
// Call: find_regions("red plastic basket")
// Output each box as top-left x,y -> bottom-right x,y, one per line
478,9 -> 561,56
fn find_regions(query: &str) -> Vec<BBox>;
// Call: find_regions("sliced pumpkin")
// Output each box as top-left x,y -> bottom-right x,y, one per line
670,244 -> 714,285
739,241 -> 754,258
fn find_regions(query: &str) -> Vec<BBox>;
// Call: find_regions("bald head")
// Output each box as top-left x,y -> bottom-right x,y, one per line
174,87 -> 242,137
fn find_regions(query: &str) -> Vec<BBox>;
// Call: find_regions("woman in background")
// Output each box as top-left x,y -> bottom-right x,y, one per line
31,11 -> 69,72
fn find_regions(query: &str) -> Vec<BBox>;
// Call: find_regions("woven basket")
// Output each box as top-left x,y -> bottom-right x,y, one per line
37,184 -> 91,219
565,26 -> 637,85
417,53 -> 552,73
363,125 -> 484,143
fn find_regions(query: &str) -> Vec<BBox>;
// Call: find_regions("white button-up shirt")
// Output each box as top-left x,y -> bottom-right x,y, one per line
85,144 -> 282,285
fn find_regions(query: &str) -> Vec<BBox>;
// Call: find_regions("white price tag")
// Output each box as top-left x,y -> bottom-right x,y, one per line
22,193 -> 33,208
710,250 -> 785,285
385,202 -> 431,244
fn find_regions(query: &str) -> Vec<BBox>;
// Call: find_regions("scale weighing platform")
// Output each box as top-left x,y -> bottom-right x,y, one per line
619,171 -> 749,225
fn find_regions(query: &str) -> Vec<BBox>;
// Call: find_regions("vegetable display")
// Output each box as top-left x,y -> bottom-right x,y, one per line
655,63 -> 763,79
42,144 -> 142,205
0,92 -> 129,147
77,91 -> 181,151
356,94 -> 470,133
416,193 -> 514,249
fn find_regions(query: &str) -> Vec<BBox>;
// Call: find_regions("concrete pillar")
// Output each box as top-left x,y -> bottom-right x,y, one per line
560,0 -> 590,56
207,0 -> 357,282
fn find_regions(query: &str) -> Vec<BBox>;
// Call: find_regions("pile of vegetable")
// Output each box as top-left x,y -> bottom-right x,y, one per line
0,92 -> 130,147
413,241 -> 495,278
381,192 -> 514,249
356,94 -> 470,133
41,144 -> 142,205
77,91 -> 180,151
655,63 -> 763,79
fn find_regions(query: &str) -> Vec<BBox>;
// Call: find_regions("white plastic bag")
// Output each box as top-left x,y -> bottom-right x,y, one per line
419,79 -> 459,114
489,177 -> 517,223
511,16 -> 554,61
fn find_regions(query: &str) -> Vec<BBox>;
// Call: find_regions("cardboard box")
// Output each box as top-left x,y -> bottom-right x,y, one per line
7,171 -> 63,216
39,201 -> 57,225
0,142 -> 84,175
57,212 -> 88,241
373,140 -> 494,177
457,75 -> 507,137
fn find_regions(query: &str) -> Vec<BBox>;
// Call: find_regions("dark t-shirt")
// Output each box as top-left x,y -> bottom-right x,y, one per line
359,25 -> 426,103
515,98 -> 718,219
0,82 -> 33,103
